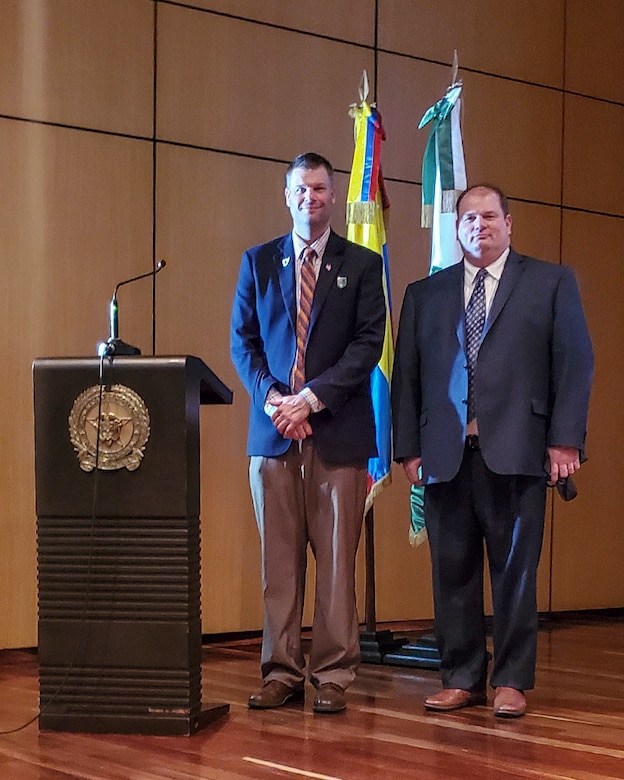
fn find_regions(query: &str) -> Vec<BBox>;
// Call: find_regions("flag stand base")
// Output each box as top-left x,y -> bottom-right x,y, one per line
360,506 -> 441,669
380,633 -> 440,669
359,630 -> 441,669
359,629 -> 410,664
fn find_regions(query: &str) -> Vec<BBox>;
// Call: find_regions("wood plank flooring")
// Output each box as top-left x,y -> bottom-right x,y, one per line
1,616 -> 623,779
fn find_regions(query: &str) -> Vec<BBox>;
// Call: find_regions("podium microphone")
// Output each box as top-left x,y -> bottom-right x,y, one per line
97,260 -> 167,357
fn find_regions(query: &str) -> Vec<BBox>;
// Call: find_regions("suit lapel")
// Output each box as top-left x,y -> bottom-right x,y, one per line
308,230 -> 345,332
272,230 -> 349,335
446,262 -> 466,350
482,249 -> 524,341
452,250 -> 524,352
273,235 -> 297,328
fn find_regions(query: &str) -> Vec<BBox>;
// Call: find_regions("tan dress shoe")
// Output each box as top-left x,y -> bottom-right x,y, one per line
493,686 -> 526,718
424,687 -> 487,711
248,680 -> 304,709
313,683 -> 346,713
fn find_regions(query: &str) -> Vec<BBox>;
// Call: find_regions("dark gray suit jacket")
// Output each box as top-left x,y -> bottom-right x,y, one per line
391,250 -> 594,483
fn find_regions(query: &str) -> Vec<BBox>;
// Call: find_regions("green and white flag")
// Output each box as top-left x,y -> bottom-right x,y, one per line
419,80 -> 466,271
410,62 -> 467,547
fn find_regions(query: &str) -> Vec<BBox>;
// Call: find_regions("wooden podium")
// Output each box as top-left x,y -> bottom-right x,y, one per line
33,356 -> 232,735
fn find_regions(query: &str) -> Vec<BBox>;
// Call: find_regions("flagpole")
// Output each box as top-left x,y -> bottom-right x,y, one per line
344,72 -> 409,663
381,53 -> 468,671
360,505 -> 416,663
364,507 -> 377,632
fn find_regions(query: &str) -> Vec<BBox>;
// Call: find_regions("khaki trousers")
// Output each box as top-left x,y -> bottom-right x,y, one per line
249,439 -> 367,690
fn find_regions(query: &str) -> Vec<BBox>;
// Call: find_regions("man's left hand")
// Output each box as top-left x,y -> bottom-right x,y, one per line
546,446 -> 581,484
271,395 -> 312,439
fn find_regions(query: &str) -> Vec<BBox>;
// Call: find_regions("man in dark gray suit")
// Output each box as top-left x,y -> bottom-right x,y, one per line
391,184 -> 593,717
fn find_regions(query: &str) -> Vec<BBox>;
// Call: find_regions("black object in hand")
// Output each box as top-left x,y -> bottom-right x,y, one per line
553,476 -> 577,501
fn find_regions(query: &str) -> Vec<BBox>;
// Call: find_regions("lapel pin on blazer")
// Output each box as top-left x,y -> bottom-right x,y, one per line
325,263 -> 332,271
282,256 -> 291,267
337,276 -> 347,289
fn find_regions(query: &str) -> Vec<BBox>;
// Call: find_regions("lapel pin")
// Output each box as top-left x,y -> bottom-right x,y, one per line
337,276 -> 347,289
325,263 -> 332,271
282,257 -> 291,267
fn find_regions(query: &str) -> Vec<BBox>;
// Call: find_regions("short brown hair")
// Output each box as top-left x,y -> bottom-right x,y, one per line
456,184 -> 509,216
286,152 -> 334,186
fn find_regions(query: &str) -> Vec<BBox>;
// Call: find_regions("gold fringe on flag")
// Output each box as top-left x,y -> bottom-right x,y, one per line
346,201 -> 377,225
421,189 -> 462,229
409,525 -> 429,548
421,203 -> 433,229
442,188 -> 461,213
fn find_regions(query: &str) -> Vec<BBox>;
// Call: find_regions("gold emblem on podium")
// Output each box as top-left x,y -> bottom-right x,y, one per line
68,384 -> 150,472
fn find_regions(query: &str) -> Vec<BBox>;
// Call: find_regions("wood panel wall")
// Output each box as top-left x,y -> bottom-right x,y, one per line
1,0 -> 622,648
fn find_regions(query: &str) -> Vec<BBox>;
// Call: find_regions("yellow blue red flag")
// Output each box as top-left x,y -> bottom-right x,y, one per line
346,81 -> 393,512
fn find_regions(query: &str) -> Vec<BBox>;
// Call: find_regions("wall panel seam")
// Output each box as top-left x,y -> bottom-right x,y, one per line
1,113 -> 622,222
156,0 -> 374,51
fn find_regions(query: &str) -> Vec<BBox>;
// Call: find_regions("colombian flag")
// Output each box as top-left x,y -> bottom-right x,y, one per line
346,96 -> 393,512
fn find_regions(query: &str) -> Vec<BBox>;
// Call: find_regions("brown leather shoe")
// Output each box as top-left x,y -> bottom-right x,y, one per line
313,683 -> 346,713
493,687 -> 526,718
248,680 -> 304,710
424,687 -> 487,712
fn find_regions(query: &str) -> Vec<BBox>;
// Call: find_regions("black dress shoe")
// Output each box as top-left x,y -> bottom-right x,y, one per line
248,680 -> 304,709
313,683 -> 346,713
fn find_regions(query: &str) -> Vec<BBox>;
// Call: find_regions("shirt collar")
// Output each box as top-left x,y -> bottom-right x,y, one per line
464,247 -> 510,284
292,227 -> 331,262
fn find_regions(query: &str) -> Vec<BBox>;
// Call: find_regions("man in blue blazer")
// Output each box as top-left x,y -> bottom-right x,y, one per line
391,184 -> 593,717
231,153 -> 385,713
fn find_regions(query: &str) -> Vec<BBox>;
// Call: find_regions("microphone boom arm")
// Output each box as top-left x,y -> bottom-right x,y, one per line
98,260 -> 167,357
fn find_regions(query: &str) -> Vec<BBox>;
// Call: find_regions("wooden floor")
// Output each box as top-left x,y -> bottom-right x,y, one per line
1,616 -> 623,779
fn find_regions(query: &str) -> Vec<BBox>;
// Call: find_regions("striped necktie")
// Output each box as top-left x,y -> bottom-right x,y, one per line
292,247 -> 317,392
465,267 -> 488,422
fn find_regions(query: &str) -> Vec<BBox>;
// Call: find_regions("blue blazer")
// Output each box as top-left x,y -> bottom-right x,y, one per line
231,230 -> 385,464
391,250 -> 594,483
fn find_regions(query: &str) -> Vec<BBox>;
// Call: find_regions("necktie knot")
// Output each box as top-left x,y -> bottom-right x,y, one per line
475,267 -> 488,283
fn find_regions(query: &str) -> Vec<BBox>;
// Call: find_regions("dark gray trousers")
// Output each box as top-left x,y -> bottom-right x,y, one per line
425,445 -> 547,692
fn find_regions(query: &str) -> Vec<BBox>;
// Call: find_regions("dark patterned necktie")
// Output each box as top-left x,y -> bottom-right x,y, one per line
292,247 -> 317,392
465,267 -> 488,422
